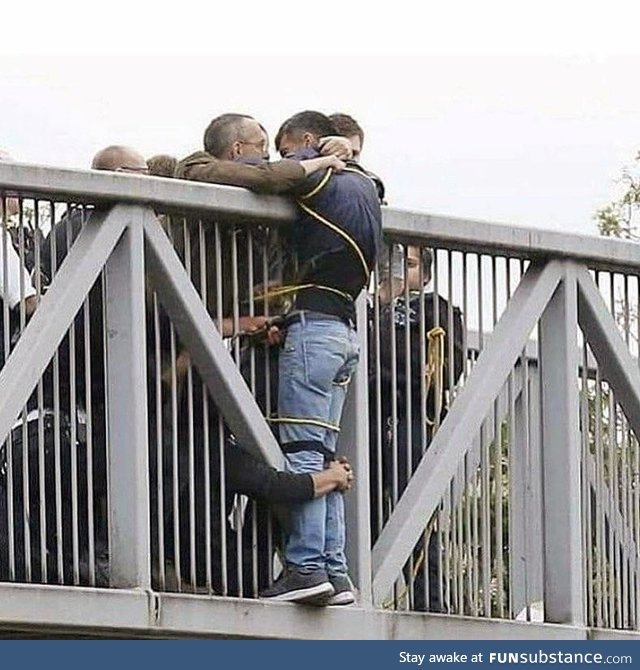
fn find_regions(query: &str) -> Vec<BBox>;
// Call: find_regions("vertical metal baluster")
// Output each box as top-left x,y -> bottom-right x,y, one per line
247,228 -> 259,598
183,219 -> 196,592
505,258 -> 516,619
477,254 -> 491,616
83,284 -> 95,588
65,208 -> 80,585
460,252 -> 474,614
33,201 -> 48,583
401,245 -> 415,607
100,263 -> 110,588
620,273 -> 631,629
16,199 -> 32,582
169,322 -> 181,589
383,244 -> 401,608
152,292 -> 165,590
606,275 -> 616,626
417,247 -> 430,610
2,195 -> 16,581
582,338 -> 594,627
453,470 -> 463,614
448,252 -> 463,613
261,229 -> 274,587
373,259 -> 384,539
431,250 -> 446,612
469,254 -> 481,616
389,244 -> 399,517
214,222 -> 227,595
199,220 -> 212,595
594,272 -> 605,626
78,214 -> 95,587
493,256 -> 505,617
51,203 -> 63,584
229,226 -> 243,597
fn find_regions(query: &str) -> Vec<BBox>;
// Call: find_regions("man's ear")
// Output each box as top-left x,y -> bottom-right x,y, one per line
230,141 -> 242,160
303,132 -> 316,148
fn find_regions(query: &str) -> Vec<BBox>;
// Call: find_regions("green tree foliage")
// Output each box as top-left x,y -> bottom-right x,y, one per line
596,151 -> 640,240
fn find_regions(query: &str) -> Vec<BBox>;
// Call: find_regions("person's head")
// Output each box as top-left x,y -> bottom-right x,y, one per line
275,111 -> 338,157
91,145 -> 149,174
329,113 -> 364,162
406,245 -> 433,291
0,150 -> 19,217
146,154 -> 178,178
203,113 -> 269,161
378,244 -> 433,302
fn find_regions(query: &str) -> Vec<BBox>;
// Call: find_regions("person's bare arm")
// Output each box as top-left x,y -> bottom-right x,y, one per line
318,136 -> 353,160
300,154 -> 346,177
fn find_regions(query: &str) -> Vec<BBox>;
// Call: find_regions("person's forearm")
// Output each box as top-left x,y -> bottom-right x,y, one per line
226,445 -> 315,503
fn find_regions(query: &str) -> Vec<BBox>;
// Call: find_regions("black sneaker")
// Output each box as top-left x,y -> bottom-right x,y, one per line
327,573 -> 356,606
259,568 -> 334,603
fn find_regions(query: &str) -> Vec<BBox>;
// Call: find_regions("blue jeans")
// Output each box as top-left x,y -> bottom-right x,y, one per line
278,312 -> 359,575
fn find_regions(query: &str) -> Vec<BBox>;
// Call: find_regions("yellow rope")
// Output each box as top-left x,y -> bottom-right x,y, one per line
296,200 -> 370,280
298,168 -> 333,200
267,416 -> 341,432
252,283 -> 353,303
424,326 -> 446,429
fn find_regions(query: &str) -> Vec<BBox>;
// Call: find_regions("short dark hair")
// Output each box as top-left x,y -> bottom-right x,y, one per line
204,113 -> 253,157
329,113 -> 364,145
275,111 -> 338,151
147,154 -> 178,178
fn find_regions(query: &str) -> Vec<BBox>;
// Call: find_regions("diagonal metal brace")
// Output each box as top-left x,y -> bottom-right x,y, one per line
371,259 -> 565,604
142,210 -> 283,469
577,266 -> 640,441
0,205 -> 129,446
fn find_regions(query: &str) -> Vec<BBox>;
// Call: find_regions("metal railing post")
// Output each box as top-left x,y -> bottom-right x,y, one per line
539,263 -> 584,625
104,213 -> 151,589
338,294 -> 373,607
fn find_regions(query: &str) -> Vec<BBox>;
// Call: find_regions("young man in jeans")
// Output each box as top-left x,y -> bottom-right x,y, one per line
259,111 -> 382,605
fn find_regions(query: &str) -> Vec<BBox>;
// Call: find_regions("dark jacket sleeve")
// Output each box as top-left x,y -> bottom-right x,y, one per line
175,151 -> 307,195
225,443 -> 314,503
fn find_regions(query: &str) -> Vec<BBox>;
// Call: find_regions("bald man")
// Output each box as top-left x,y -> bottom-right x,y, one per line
91,144 -> 149,174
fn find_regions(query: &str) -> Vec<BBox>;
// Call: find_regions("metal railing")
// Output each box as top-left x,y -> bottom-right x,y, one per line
1,162 -> 640,639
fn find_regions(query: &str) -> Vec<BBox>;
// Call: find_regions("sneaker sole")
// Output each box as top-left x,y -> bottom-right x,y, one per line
327,591 -> 356,606
261,582 -> 334,603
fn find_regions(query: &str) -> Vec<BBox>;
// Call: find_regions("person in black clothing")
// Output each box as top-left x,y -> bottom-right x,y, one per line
369,243 -> 465,612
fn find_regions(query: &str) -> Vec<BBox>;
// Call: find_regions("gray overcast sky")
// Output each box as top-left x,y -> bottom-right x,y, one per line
2,1 -> 640,235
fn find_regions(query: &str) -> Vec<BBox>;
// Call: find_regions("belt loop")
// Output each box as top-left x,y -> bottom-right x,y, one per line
299,310 -> 306,326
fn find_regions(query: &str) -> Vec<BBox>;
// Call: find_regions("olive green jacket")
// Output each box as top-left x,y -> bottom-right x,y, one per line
175,151 -> 306,195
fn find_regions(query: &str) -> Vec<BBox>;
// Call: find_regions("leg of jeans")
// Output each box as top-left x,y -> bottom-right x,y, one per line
324,328 -> 359,575
284,450 -> 326,572
279,318 -> 355,574
324,490 -> 347,575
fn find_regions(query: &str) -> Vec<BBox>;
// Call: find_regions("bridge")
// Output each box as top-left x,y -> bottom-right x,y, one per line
0,163 -> 638,639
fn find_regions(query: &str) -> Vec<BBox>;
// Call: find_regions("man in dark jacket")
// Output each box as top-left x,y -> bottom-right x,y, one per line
255,111 -> 382,606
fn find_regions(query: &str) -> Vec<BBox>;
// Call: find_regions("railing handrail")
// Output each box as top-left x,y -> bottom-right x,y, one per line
3,162 -> 640,271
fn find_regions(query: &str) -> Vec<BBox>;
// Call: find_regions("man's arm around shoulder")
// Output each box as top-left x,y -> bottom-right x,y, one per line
175,151 -> 345,195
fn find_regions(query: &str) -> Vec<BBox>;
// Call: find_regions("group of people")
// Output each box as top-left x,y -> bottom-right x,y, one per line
0,111 -> 464,610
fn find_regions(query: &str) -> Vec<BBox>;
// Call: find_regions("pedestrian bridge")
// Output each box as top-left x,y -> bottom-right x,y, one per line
0,163 -> 639,640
